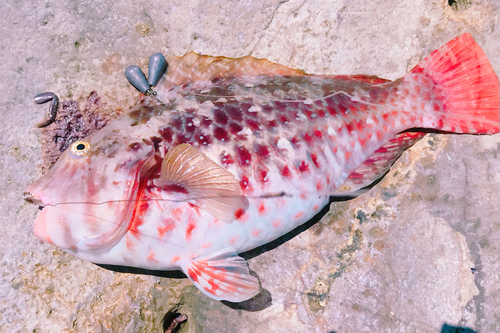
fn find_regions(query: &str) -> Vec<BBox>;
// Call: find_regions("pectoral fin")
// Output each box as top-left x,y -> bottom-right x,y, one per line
154,144 -> 242,222
181,248 -> 260,302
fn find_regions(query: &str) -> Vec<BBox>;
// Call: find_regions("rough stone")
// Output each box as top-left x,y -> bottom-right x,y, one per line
0,0 -> 498,332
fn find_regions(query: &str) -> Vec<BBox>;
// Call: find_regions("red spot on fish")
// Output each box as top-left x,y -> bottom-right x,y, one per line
214,109 -> 228,124
201,242 -> 211,249
313,204 -> 319,210
377,146 -> 388,153
239,175 -> 250,190
272,219 -> 282,228
220,152 -> 235,167
188,203 -> 201,216
227,106 -> 243,121
291,136 -> 300,146
228,122 -> 243,134
200,116 -> 212,127
345,122 -> 354,134
187,267 -> 198,282
303,108 -> 314,120
269,102 -> 282,113
230,236 -> 239,243
235,146 -> 252,166
349,172 -> 364,179
147,252 -> 158,262
255,144 -> 270,158
279,114 -> 289,124
185,116 -> 196,132
282,165 -> 292,178
158,218 -> 176,238
126,235 -> 136,249
294,212 -> 304,219
172,255 -> 181,263
310,153 -> 319,168
185,220 -> 196,241
246,119 -> 260,131
175,133 -> 191,144
171,116 -> 183,129
234,208 -> 245,219
258,202 -> 266,215
298,161 -> 309,173
252,229 -> 262,236
300,194 -> 307,200
256,167 -> 268,183
129,201 -> 149,235
214,127 -> 229,141
276,198 -> 286,209
235,208 -> 250,222
304,133 -> 312,143
268,119 -> 278,130
316,180 -> 324,191
345,151 -> 352,160
196,130 -> 212,146
172,207 -> 183,220
326,105 -> 336,116
86,177 -> 100,197
162,184 -> 188,194
314,129 -> 323,139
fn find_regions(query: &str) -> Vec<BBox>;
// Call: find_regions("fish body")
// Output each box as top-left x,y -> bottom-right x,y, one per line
26,34 -> 499,302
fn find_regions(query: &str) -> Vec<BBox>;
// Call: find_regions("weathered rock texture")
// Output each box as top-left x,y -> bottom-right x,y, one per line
1,0 -> 498,332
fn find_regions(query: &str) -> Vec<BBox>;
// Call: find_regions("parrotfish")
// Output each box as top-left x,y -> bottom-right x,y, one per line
25,34 -> 499,302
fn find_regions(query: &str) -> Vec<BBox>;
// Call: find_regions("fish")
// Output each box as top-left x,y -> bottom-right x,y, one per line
25,33 -> 499,302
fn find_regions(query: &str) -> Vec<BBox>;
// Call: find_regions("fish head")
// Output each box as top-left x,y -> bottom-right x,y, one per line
25,125 -> 155,252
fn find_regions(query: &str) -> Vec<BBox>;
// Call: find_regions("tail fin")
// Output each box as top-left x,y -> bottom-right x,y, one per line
410,33 -> 499,134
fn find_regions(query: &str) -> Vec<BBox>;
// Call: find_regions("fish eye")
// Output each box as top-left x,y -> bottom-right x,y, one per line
70,141 -> 91,157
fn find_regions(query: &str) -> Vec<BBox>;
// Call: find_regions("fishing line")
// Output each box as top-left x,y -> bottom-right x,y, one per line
40,189 -> 367,208
45,204 -> 192,251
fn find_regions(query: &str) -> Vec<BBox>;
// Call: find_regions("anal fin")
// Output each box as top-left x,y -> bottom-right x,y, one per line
338,132 -> 426,192
182,248 -> 260,302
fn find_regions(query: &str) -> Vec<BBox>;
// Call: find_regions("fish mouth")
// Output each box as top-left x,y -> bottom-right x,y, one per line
23,191 -> 48,210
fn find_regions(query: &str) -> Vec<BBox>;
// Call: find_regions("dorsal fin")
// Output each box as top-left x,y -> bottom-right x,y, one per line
338,132 -> 426,192
157,52 -> 304,91
325,75 -> 390,85
154,144 -> 242,222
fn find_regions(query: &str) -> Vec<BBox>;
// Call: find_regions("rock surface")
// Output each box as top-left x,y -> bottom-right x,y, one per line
0,0 -> 498,332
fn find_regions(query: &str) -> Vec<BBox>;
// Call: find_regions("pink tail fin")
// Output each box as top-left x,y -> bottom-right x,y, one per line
410,33 -> 499,134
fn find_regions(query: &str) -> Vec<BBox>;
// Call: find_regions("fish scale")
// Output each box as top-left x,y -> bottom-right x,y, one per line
156,74 -> 406,194
25,34 -> 499,302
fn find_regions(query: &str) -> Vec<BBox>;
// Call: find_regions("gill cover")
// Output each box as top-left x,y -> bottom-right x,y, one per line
27,133 -> 155,250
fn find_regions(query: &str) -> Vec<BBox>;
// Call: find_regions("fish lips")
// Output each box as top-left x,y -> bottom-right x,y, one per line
23,190 -> 79,248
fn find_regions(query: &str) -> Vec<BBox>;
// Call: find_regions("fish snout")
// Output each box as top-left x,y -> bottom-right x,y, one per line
24,191 -> 43,206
